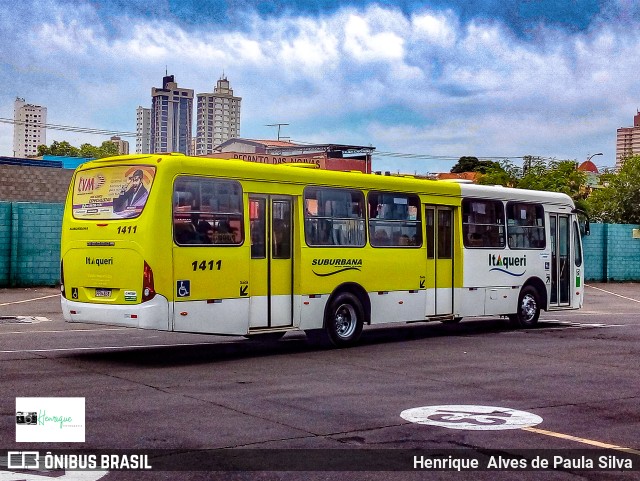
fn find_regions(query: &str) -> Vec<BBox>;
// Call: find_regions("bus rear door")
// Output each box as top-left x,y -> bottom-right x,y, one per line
248,195 -> 294,330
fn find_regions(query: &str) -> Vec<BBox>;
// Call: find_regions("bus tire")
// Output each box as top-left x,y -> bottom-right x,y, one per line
509,286 -> 540,328
324,292 -> 364,347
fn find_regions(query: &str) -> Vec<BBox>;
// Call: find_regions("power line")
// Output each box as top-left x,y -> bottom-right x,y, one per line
0,117 -> 136,138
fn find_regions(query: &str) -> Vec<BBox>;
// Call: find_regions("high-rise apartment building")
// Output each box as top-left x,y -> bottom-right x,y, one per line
195,76 -> 241,155
136,106 -> 151,154
13,97 -> 47,158
151,75 -> 193,155
616,111 -> 640,169
109,136 -> 130,155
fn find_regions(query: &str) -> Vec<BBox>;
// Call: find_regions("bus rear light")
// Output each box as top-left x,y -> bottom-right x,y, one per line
60,260 -> 65,298
142,261 -> 156,302
70,310 -> 77,314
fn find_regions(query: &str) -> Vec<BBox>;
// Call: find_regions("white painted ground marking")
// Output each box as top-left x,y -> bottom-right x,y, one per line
0,294 -> 61,306
0,471 -> 108,481
585,284 -> 640,304
538,320 -> 624,329
400,405 -> 542,431
0,328 -> 127,335
0,341 -> 223,354
0,316 -> 52,324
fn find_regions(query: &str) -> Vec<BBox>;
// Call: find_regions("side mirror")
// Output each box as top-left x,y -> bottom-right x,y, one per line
573,208 -> 590,236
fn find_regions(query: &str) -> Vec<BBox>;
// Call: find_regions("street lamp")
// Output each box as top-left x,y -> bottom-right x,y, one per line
587,152 -> 603,163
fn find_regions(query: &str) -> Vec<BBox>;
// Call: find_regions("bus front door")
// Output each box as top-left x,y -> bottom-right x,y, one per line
425,206 -> 454,316
249,195 -> 294,329
549,213 -> 571,306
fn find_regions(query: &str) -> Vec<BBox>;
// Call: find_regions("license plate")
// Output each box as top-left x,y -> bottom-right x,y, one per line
95,288 -> 112,298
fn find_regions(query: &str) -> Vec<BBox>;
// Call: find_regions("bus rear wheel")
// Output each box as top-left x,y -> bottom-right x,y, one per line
309,292 -> 364,347
509,286 -> 540,328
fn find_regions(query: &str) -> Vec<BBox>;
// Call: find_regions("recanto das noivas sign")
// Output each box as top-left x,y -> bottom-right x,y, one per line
209,152 -> 324,167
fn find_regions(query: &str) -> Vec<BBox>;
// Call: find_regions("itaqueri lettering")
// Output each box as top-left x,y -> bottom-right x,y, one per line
489,254 -> 526,277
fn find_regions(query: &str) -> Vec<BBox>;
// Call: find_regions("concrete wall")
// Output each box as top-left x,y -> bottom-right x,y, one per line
583,223 -> 640,282
0,164 -> 73,202
0,202 -> 63,287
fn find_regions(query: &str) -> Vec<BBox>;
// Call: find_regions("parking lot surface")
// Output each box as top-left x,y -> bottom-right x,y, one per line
0,283 -> 639,480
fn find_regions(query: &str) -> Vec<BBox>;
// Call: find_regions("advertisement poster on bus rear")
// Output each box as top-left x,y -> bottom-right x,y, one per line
72,165 -> 156,219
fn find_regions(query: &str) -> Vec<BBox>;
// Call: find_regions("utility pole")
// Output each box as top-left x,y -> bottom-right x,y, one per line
266,123 -> 289,141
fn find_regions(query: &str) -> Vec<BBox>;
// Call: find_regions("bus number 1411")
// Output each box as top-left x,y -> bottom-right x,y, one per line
192,260 -> 222,271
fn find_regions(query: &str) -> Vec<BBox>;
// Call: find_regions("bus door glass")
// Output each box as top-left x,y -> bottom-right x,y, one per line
425,206 -> 454,316
549,213 -> 571,306
249,195 -> 294,329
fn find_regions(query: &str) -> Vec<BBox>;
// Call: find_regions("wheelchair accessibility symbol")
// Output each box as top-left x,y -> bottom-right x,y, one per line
400,405 -> 542,431
177,280 -> 190,298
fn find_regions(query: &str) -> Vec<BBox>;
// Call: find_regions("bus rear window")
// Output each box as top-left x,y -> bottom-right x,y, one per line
72,165 -> 156,220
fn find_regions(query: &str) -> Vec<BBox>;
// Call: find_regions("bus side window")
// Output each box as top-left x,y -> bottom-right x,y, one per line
304,187 -> 365,247
368,192 -> 421,247
506,202 -> 545,249
462,199 -> 505,248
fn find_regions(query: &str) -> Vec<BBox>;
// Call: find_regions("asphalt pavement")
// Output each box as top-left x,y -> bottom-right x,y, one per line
0,283 -> 639,480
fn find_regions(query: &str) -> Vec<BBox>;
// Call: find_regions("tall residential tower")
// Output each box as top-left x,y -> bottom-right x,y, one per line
136,106 -> 151,154
616,111 -> 640,169
151,75 -> 193,155
13,97 -> 47,158
196,76 -> 241,155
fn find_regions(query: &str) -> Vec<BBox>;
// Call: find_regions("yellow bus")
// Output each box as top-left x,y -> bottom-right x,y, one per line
61,153 -> 586,346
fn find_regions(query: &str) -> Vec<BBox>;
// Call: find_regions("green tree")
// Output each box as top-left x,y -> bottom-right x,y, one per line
37,140 -> 79,157
97,140 -> 119,158
38,140 -> 119,159
450,156 -> 501,174
587,155 -> 640,223
477,159 -> 521,187
518,159 -> 587,201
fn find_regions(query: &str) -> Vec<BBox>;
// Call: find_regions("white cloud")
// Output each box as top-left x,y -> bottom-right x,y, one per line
2,1 -> 640,170
412,11 -> 457,48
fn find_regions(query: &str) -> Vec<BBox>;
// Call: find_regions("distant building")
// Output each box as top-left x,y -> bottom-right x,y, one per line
13,97 -> 47,158
616,111 -> 640,169
578,159 -> 601,193
109,136 -> 130,155
195,76 -> 241,155
136,106 -> 151,154
207,138 -> 373,173
151,75 -> 193,155
432,172 -> 480,183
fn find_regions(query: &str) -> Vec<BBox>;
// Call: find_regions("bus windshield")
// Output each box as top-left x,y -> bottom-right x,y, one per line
72,165 -> 156,220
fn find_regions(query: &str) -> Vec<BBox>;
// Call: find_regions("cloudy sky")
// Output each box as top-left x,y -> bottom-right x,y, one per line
1,0 -> 639,173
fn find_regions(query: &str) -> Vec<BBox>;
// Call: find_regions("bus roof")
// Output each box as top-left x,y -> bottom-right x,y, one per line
81,153 -> 574,206
460,183 -> 575,207
79,153 -> 461,198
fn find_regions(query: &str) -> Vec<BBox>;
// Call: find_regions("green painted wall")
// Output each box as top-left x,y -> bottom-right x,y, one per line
1,202 -> 63,287
583,223 -> 640,282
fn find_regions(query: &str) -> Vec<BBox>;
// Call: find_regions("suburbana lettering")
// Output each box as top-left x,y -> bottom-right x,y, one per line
312,259 -> 363,266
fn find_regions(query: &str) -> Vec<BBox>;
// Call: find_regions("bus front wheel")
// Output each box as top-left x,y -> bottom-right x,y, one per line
313,292 -> 364,347
509,286 -> 540,328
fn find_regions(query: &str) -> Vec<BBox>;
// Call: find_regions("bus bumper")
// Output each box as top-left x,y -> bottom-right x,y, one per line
62,294 -> 170,331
